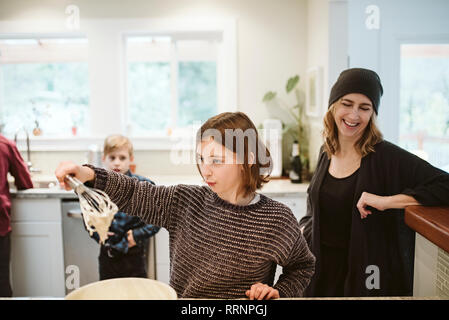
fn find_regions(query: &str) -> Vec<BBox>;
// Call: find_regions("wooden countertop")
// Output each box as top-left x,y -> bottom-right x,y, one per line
404,206 -> 449,253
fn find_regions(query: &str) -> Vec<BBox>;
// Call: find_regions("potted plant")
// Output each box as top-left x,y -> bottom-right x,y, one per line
262,75 -> 311,181
32,120 -> 42,136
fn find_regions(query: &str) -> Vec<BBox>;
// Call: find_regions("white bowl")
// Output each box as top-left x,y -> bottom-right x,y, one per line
65,277 -> 177,300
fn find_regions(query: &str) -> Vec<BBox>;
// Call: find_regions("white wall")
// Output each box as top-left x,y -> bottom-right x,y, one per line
305,0 -> 349,171
1,0 -> 308,177
305,0 -> 328,171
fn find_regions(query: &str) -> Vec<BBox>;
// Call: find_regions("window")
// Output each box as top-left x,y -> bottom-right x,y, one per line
0,37 -> 89,137
0,19 -> 236,151
125,34 -> 219,137
178,60 -> 217,127
400,44 -> 449,172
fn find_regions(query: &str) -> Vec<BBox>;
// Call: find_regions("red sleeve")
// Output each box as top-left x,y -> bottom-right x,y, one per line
8,142 -> 33,190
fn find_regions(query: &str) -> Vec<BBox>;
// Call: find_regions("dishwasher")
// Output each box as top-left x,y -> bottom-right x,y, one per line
61,199 -> 100,295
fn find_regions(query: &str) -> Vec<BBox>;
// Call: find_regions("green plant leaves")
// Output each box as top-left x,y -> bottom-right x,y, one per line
262,74 -> 311,174
262,91 -> 277,102
286,75 -> 300,93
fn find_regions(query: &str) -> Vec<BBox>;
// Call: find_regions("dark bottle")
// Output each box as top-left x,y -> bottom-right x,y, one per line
289,140 -> 302,183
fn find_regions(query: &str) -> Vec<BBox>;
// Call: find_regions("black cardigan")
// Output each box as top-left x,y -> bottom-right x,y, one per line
299,140 -> 449,297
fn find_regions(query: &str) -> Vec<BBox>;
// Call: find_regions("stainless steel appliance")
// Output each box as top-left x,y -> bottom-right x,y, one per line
61,199 -> 100,294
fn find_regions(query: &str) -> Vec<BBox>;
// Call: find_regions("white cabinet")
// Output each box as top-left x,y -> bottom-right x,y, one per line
10,198 -> 65,297
155,228 -> 170,285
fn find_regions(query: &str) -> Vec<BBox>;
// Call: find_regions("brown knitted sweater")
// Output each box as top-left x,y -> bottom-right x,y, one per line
88,166 -> 315,299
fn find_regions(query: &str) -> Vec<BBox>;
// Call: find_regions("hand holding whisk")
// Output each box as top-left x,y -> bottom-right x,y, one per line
55,162 -> 117,244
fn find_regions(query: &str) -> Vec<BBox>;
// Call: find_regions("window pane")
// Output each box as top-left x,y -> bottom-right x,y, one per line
400,44 -> 449,172
0,38 -> 89,137
178,61 -> 217,127
127,62 -> 171,135
126,35 -> 219,136
1,62 -> 89,136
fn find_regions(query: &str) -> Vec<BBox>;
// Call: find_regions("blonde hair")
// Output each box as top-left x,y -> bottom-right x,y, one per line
196,112 -> 272,197
323,102 -> 383,158
103,134 -> 134,157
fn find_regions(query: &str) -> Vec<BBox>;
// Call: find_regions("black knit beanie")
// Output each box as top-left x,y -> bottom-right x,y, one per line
328,68 -> 383,114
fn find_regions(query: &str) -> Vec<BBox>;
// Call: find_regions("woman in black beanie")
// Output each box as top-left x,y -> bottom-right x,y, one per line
299,68 -> 449,297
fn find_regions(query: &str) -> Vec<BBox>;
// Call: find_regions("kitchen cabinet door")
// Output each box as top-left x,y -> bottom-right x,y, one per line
155,228 -> 170,285
10,221 -> 65,297
11,222 -> 65,297
10,198 -> 65,298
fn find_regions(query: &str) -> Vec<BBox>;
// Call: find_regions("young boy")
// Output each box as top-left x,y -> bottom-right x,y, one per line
88,134 -> 160,280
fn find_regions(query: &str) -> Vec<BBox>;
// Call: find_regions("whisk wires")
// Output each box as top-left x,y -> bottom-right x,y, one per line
65,175 -> 118,244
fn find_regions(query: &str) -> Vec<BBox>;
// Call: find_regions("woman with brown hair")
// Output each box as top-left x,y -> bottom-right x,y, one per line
299,68 -> 449,297
55,112 -> 315,299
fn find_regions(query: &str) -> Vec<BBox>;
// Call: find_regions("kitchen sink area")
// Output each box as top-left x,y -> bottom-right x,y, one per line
9,175 -> 59,190
31,180 -> 59,189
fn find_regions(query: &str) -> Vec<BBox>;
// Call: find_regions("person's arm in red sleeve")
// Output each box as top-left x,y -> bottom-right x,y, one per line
8,142 -> 33,190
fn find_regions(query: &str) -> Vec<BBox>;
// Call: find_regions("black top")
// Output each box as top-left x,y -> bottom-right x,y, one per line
300,141 -> 449,297
319,169 -> 359,248
316,169 -> 359,297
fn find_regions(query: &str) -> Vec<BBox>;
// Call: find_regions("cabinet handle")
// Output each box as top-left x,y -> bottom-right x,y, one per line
67,209 -> 82,219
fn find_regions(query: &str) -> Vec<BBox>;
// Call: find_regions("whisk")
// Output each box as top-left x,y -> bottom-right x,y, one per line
65,175 -> 118,244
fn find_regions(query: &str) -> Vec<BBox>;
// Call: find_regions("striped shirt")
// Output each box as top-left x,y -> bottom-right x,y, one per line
88,165 -> 316,299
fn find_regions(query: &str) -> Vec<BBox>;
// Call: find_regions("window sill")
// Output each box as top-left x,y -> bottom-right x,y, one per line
13,135 -> 195,152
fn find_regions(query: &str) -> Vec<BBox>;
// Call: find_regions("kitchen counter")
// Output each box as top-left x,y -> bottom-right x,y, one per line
10,187 -> 78,199
405,206 -> 449,253
10,175 -> 309,198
